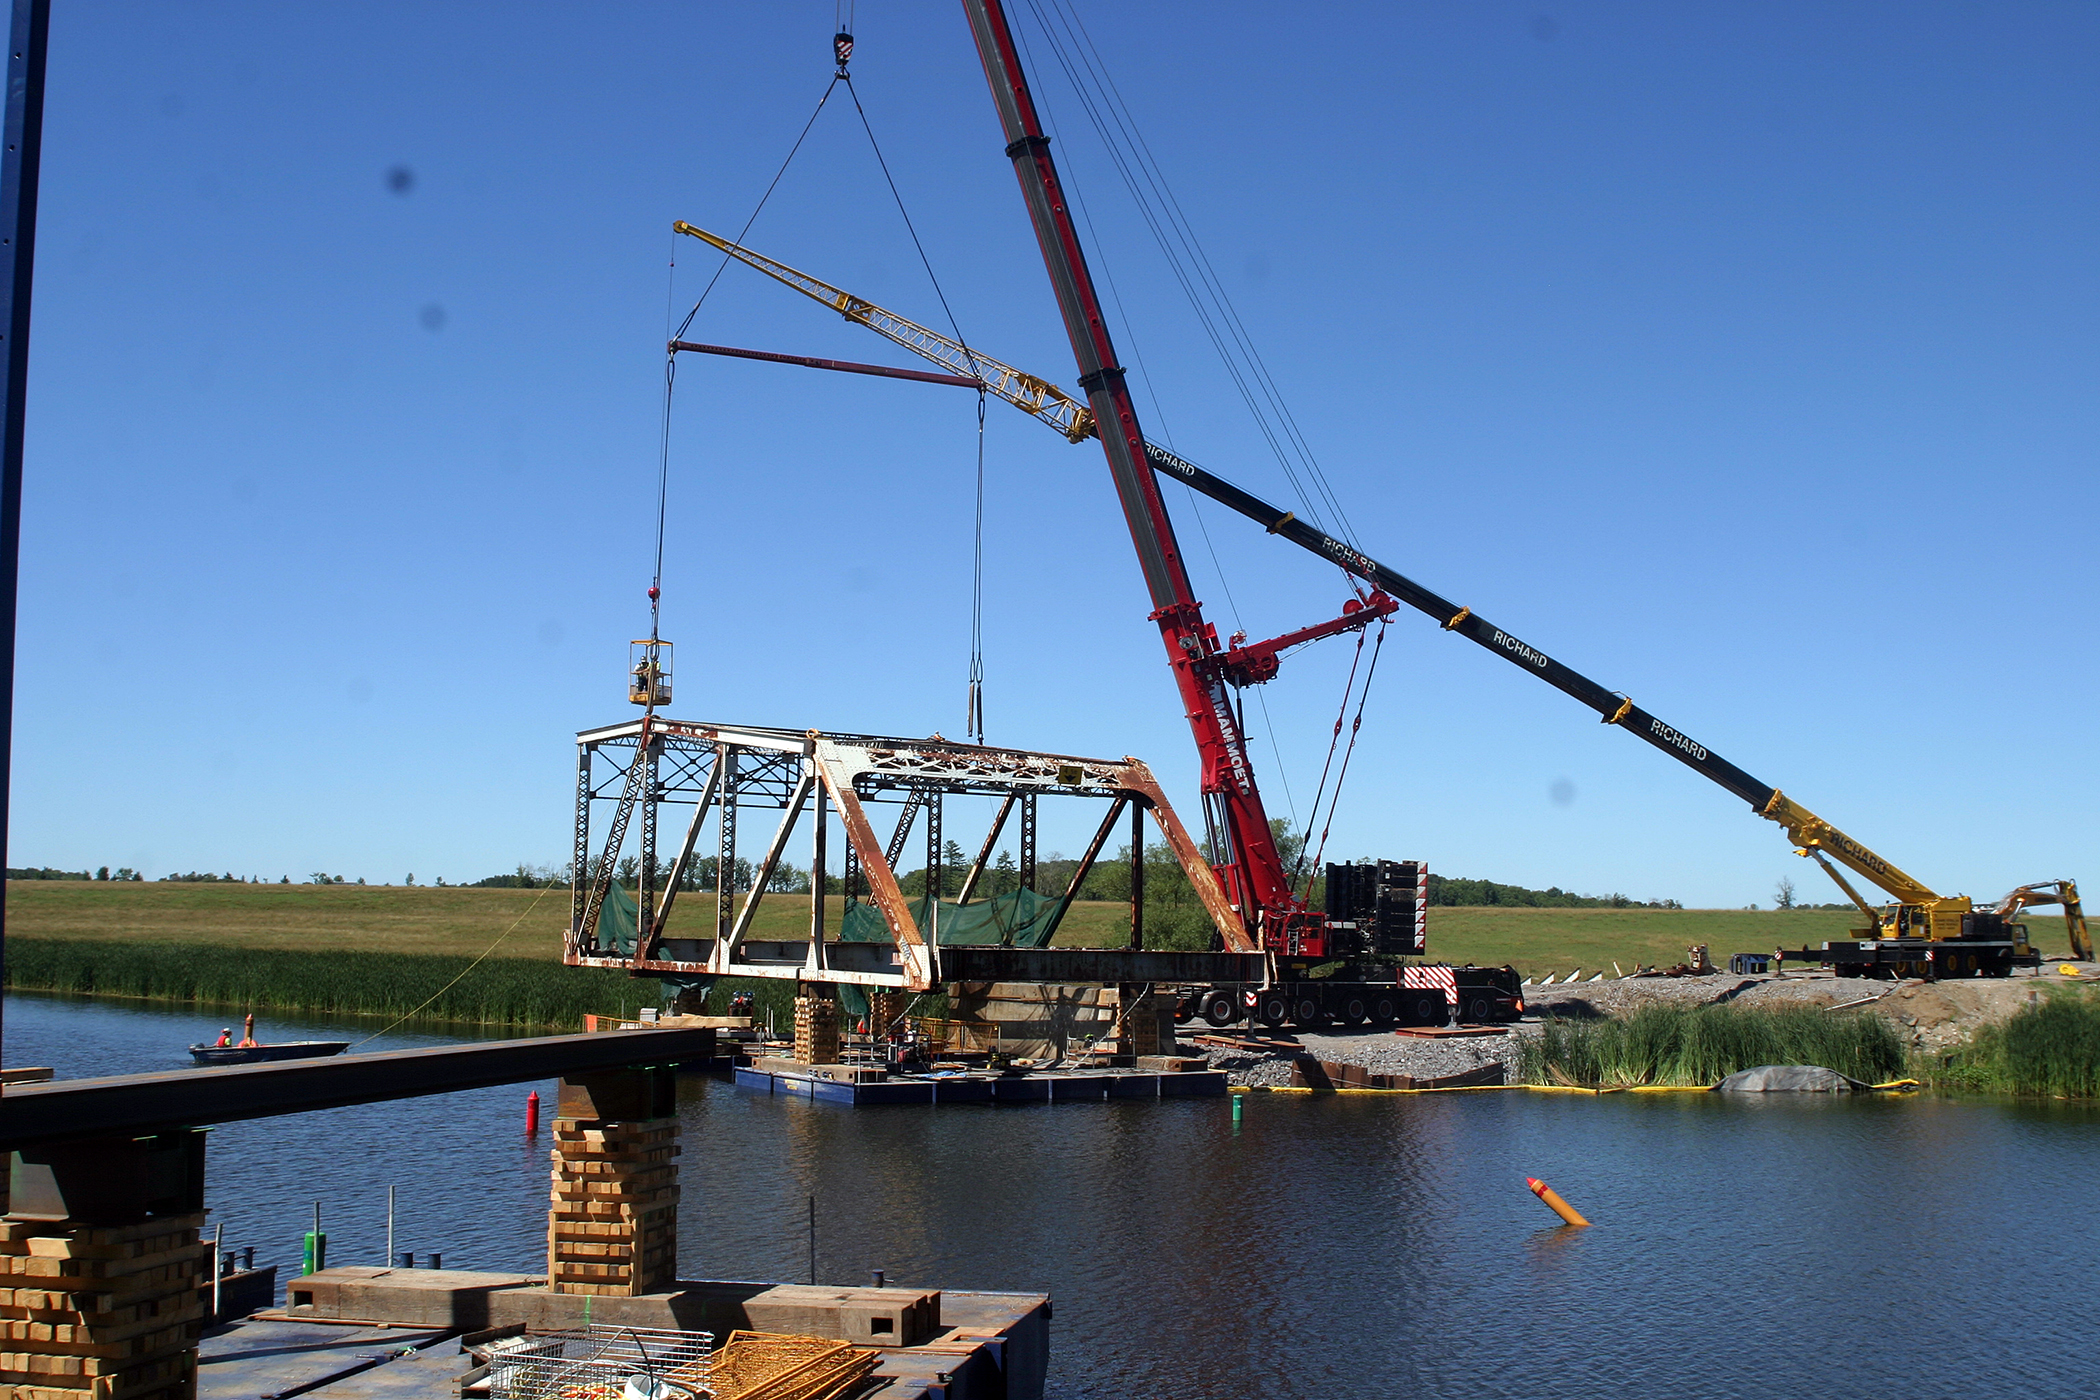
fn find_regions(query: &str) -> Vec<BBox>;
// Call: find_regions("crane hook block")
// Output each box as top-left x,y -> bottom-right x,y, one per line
834,31 -> 854,71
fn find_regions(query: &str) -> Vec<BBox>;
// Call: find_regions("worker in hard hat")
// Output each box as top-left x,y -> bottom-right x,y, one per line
213,1027 -> 233,1048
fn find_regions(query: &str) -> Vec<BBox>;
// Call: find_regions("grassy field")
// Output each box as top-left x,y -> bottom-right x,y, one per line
0,880 -> 1136,959
0,880 -> 1929,983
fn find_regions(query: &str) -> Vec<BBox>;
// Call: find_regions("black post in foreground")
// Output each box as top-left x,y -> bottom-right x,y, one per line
0,0 -> 52,1077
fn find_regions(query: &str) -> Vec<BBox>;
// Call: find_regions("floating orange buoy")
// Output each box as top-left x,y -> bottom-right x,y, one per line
1526,1177 -> 1590,1227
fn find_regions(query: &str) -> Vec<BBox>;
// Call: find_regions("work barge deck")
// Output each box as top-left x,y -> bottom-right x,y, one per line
0,1035 -> 1050,1400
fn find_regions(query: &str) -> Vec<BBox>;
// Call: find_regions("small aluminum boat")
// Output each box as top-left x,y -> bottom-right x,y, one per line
188,1041 -> 349,1066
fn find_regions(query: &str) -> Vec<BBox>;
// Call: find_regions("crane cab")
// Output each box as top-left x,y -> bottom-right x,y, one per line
628,640 -> 672,708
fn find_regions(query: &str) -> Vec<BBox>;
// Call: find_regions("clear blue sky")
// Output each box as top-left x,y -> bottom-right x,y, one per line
10,2 -> 2094,907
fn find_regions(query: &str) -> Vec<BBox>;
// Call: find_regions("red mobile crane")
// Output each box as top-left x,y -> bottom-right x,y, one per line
959,0 -> 1334,957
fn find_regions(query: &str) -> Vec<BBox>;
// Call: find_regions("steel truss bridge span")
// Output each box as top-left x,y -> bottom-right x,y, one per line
568,719 -> 1272,992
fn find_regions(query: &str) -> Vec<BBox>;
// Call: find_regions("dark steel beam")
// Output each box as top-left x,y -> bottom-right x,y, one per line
669,340 -> 982,389
939,947 -> 1269,985
0,1029 -> 716,1149
0,0 -> 52,1075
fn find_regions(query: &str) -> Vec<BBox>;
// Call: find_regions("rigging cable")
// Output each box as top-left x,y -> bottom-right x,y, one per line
839,54 -> 992,738
968,387 -> 987,741
1010,16 -> 1300,820
656,71 -> 844,648
1299,618 -> 1389,899
1022,0 -> 1360,555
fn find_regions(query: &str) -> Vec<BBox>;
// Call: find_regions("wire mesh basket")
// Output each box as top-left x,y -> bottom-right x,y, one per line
489,1325 -> 714,1400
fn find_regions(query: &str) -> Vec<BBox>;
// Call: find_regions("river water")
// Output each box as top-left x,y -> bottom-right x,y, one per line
10,993 -> 2097,1399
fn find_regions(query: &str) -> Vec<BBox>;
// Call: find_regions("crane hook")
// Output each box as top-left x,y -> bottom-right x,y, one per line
834,31 -> 854,74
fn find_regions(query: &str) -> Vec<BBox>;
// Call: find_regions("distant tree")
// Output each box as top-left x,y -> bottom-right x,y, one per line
405,873 -> 416,886
95,867 -> 109,881
115,867 -> 137,882
280,876 -> 290,884
990,850 -> 1018,896
941,840 -> 969,896
356,877 -> 366,885
1774,877 -> 1796,911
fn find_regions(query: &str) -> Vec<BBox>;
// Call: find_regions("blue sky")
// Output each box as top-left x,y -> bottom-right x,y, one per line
10,2 -> 2094,907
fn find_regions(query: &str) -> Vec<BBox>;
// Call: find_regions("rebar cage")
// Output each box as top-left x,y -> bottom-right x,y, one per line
489,1325 -> 714,1400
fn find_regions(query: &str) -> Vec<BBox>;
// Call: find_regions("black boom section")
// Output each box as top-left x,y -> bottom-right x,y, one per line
1141,442 -> 1777,812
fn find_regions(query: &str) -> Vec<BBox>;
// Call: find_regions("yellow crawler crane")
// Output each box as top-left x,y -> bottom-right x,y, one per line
668,222 -> 2090,977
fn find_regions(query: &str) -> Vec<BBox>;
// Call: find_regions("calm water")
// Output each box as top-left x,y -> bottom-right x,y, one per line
10,993 -> 2098,1400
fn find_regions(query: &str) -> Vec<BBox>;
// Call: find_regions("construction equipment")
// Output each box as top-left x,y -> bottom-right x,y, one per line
665,4 -> 2079,984
670,219 -> 2079,979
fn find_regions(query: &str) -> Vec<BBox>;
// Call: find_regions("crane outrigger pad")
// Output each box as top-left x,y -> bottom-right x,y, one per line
567,718 -> 1260,993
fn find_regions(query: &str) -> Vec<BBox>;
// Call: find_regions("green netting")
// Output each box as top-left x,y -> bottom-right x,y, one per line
836,888 -> 1062,1021
597,882 -> 639,957
840,887 -> 1061,949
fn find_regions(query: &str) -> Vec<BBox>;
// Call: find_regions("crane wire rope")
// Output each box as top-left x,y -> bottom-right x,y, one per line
835,65 -> 992,739
1021,0 -> 1361,556
1010,15 -> 1301,821
1299,618 -> 1390,899
655,71 -> 844,647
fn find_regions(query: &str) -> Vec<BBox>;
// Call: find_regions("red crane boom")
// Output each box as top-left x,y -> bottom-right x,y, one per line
960,0 -> 1322,950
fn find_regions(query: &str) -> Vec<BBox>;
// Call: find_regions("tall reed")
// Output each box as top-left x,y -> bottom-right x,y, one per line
1929,994 -> 2100,1098
5,937 -> 639,1029
1520,1003 -> 1908,1087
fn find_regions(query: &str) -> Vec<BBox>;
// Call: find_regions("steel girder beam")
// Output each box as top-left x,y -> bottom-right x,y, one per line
0,1030 -> 718,1150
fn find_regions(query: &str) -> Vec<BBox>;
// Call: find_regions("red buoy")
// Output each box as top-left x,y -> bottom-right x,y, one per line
525,1089 -> 540,1137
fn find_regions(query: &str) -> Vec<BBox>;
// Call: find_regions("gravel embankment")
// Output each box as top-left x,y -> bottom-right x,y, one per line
1180,964 -> 2098,1085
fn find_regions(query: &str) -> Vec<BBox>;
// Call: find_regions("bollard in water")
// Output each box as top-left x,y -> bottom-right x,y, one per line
1232,1093 -> 1244,1124
302,1203 -> 328,1275
399,1252 -> 415,1269
1525,1177 -> 1590,1227
526,1089 -> 540,1136
872,1269 -> 885,1289
428,1252 -> 442,1269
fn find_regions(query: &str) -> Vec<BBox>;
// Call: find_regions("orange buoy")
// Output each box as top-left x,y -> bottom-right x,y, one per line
1526,1176 -> 1590,1227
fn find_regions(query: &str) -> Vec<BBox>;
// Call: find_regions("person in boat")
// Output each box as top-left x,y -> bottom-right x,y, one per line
239,1013 -> 259,1048
214,1027 -> 233,1048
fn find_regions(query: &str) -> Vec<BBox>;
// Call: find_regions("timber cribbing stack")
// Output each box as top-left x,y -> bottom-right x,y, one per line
0,1213 -> 206,1400
547,1120 -> 681,1296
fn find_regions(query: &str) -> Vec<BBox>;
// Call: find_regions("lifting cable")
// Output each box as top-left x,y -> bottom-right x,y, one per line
836,58 -> 991,740
1019,0 -> 1360,553
1010,16 -> 1301,820
655,69 -> 842,646
1294,617 -> 1390,899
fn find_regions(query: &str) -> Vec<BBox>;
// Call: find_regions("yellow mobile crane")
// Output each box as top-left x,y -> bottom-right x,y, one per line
670,221 -> 2091,977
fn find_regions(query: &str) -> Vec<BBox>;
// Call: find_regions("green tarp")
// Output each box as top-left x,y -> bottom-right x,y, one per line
597,882 -> 639,956
836,887 -> 1062,1020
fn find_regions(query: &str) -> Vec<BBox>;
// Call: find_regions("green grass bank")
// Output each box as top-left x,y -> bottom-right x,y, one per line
4,937 -> 646,1031
1927,994 -> 2100,1098
1518,1003 -> 1910,1088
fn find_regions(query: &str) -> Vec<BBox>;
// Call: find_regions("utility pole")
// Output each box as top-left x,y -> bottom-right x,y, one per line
0,0 -> 52,1079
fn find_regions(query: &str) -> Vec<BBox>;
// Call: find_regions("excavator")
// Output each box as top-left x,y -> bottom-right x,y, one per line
667,0 -> 2089,980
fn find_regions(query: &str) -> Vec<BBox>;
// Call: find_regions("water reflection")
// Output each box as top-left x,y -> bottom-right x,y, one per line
10,994 -> 2099,1399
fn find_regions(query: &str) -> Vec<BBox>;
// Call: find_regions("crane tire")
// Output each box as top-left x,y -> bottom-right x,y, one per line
1202,992 -> 1239,1028
1370,994 -> 1399,1025
1292,994 -> 1327,1029
1256,993 -> 1290,1027
1339,995 -> 1370,1026
1465,996 -> 1492,1024
1413,994 -> 1445,1026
